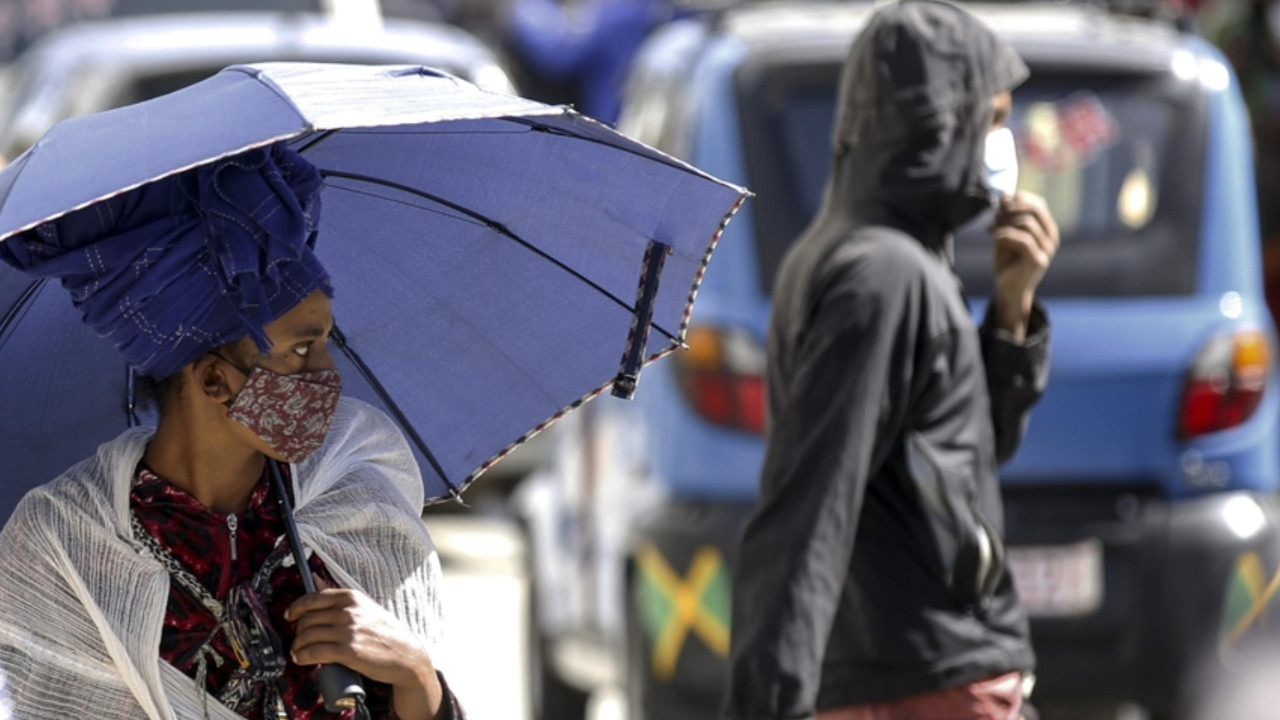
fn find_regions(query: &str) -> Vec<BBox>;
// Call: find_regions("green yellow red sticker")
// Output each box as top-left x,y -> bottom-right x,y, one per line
636,543 -> 731,680
1221,551 -> 1280,658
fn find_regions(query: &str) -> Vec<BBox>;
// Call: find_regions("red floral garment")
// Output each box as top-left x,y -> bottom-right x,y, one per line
131,463 -> 464,720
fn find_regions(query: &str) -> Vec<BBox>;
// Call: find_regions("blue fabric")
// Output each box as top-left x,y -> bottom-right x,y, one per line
0,62 -> 746,517
0,144 -> 329,379
507,0 -> 678,123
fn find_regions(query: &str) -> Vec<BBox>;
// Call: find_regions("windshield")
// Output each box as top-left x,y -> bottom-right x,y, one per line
738,61 -> 1208,298
0,0 -> 325,61
107,0 -> 322,14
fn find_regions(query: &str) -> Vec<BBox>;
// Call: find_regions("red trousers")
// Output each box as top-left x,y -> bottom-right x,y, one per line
815,672 -> 1024,720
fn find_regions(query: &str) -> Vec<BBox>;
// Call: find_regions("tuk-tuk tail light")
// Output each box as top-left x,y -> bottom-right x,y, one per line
675,326 -> 766,435
1179,328 -> 1270,439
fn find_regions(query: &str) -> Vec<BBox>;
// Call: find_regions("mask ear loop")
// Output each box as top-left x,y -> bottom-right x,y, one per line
210,350 -> 255,409
126,369 -> 143,427
209,349 -> 254,378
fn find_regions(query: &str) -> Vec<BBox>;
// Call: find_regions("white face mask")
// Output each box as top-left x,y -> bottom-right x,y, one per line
983,127 -> 1019,201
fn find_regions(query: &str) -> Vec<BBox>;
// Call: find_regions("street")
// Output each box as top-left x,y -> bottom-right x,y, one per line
425,513 -> 1280,720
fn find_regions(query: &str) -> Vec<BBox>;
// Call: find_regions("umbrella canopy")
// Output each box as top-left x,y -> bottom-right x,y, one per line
0,62 -> 746,519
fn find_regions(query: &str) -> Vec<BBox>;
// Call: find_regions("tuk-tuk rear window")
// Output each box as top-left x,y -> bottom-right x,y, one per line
737,60 -> 1207,298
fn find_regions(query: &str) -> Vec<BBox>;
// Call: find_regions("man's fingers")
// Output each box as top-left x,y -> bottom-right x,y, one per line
999,192 -> 1054,225
999,192 -> 1059,249
992,211 -> 1042,237
993,226 -> 1049,267
994,211 -> 1056,257
999,190 -> 1049,218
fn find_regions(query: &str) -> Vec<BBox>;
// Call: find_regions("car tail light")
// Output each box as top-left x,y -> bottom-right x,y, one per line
1179,328 -> 1270,438
674,325 -> 766,435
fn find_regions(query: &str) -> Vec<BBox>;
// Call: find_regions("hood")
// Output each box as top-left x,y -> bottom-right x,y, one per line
826,0 -> 1028,246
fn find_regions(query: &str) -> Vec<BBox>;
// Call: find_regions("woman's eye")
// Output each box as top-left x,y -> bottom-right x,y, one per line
293,344 -> 311,358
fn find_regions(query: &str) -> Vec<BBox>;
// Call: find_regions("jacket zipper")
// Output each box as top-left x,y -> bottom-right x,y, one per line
217,513 -> 240,599
227,513 -> 239,562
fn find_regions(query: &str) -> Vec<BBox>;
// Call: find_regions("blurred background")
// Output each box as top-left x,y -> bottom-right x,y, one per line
4,0 -> 1280,718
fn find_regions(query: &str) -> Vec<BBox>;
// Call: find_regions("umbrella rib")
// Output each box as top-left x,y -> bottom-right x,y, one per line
0,279 -> 44,351
337,128 -> 540,137
292,129 -> 340,155
500,117 -> 717,183
330,323 -> 458,495
317,169 -> 681,345
322,181 -> 491,231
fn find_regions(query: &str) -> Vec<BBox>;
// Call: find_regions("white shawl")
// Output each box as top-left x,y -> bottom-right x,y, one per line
0,397 -> 446,720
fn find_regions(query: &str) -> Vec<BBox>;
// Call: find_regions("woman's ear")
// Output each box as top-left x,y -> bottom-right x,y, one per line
192,354 -> 237,405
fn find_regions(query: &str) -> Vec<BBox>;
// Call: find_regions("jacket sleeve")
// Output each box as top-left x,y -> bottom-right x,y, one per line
723,256 -> 917,720
979,301 -> 1050,464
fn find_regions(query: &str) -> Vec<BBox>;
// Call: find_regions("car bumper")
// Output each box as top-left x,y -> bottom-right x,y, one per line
628,499 -> 754,720
631,490 -> 1280,718
1003,487 -> 1280,715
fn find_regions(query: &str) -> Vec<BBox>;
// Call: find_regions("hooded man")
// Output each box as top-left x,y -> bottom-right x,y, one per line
723,2 -> 1058,719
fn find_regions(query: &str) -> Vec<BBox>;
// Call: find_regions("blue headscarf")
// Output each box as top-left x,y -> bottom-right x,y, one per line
0,142 -> 331,379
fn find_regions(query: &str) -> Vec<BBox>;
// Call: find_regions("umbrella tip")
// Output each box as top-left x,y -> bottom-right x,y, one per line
448,488 -> 470,508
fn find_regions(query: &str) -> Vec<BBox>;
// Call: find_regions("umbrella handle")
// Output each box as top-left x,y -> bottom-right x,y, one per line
268,459 -> 369,713
315,665 -> 368,713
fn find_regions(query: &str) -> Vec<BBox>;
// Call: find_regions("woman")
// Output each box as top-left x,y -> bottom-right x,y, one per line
0,143 -> 463,720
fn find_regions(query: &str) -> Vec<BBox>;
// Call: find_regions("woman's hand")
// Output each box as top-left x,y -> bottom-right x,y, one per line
287,578 -> 444,720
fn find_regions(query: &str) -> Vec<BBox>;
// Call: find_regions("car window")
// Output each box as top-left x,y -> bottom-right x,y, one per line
107,57 -> 479,109
738,61 -> 1207,298
0,0 -> 327,60
0,52 -> 486,159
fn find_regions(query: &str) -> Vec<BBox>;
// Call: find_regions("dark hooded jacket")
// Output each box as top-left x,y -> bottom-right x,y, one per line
723,2 -> 1048,717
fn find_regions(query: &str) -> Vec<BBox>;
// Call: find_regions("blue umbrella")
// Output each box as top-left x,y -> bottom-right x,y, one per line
0,62 -> 747,521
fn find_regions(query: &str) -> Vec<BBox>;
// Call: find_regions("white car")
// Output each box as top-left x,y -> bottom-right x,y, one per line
0,9 -> 515,160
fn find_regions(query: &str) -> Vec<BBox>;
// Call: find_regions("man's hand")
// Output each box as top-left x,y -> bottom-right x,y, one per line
287,578 -> 444,720
989,191 -> 1059,342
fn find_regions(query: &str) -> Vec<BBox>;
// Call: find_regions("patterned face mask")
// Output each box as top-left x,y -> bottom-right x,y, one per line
223,360 -> 343,463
